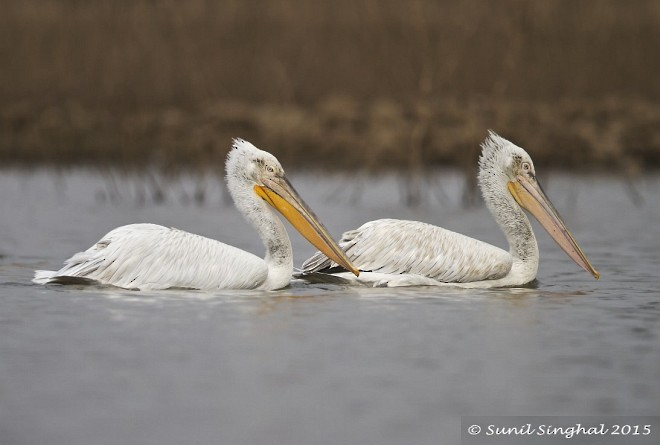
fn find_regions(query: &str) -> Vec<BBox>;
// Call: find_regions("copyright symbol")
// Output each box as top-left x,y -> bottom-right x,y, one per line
468,424 -> 481,435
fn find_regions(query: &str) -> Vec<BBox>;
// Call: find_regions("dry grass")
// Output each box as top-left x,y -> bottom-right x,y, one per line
2,0 -> 660,172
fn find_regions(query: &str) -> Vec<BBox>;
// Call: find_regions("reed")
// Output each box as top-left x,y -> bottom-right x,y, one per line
2,0 -> 659,171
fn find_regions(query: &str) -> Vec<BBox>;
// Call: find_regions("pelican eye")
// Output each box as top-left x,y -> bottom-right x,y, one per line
521,162 -> 531,172
266,165 -> 275,174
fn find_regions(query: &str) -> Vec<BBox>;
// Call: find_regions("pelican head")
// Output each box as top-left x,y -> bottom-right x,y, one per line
479,131 -> 599,279
226,139 -> 359,276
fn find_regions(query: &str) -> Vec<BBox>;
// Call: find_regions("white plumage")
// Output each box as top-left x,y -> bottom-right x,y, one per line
301,131 -> 599,288
34,139 -> 357,291
34,224 -> 270,290
303,219 -> 512,283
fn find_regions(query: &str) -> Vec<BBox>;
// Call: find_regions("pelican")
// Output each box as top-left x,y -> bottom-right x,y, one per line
300,131 -> 599,288
33,139 -> 358,290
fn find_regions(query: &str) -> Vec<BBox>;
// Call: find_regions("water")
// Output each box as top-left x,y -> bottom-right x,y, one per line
1,169 -> 659,445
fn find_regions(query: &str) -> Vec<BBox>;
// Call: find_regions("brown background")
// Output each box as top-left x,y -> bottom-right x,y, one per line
2,0 -> 659,172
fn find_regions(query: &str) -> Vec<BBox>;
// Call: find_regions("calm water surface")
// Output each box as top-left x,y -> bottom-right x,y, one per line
1,169 -> 659,445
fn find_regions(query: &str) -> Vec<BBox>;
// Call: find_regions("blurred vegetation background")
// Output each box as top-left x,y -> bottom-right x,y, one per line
2,0 -> 660,174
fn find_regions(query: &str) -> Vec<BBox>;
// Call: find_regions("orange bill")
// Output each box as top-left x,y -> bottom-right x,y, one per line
508,175 -> 599,279
254,177 -> 359,276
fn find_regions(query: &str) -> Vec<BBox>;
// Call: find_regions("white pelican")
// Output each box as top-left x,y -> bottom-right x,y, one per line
33,139 -> 358,290
300,131 -> 599,288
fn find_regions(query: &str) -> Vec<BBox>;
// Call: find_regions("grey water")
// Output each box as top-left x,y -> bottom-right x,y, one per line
1,169 -> 659,445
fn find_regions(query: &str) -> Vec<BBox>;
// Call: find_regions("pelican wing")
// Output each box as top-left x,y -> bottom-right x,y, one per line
302,219 -> 513,283
34,223 -> 268,290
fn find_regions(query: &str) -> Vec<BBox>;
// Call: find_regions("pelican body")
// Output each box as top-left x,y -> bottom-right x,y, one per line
34,139 -> 358,290
301,132 -> 599,288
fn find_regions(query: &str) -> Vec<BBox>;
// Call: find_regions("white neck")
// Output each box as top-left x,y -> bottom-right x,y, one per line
481,178 -> 539,285
228,178 -> 293,290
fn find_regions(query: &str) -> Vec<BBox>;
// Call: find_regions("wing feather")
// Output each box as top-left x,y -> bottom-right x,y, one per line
35,223 -> 268,290
302,219 -> 512,283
